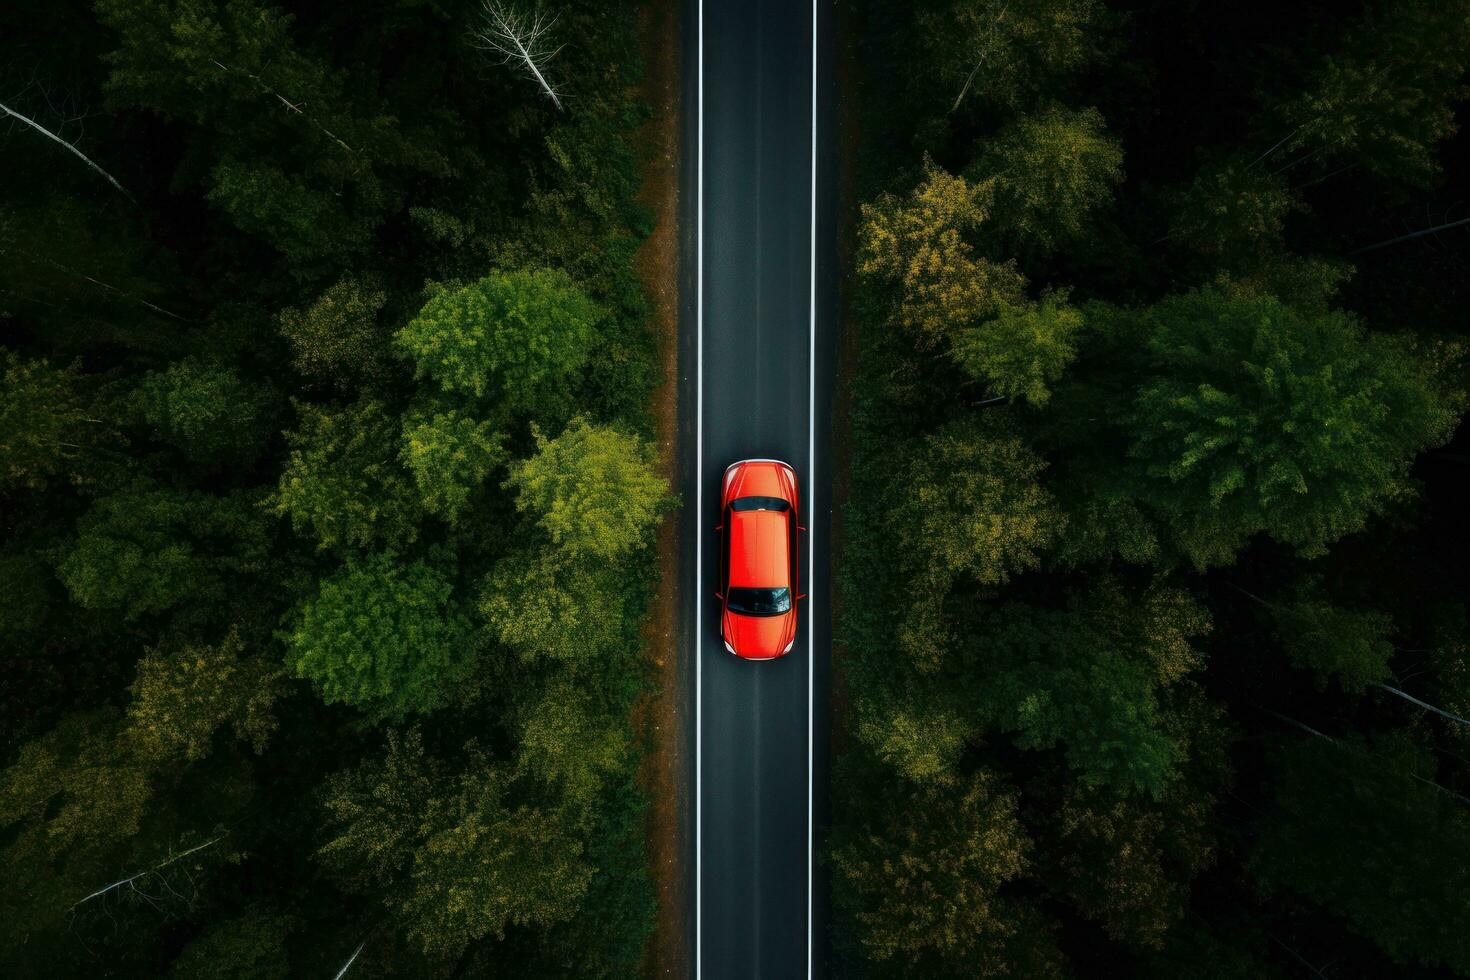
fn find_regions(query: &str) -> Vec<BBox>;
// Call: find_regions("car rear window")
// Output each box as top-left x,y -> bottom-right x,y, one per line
730,496 -> 789,512
726,587 -> 792,616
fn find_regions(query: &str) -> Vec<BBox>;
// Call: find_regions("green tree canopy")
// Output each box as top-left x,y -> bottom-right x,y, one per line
395,269 -> 603,418
277,277 -> 392,388
973,584 -> 1208,796
399,406 -> 506,523
166,908 -> 295,979
1268,586 -> 1394,693
132,356 -> 273,466
829,759 -> 1062,977
0,350 -> 100,492
480,547 -> 627,663
858,160 -> 1027,347
506,417 -> 670,561
1108,287 -> 1463,567
1272,0 -> 1470,186
57,487 -> 269,621
971,106 -> 1123,259
128,628 -> 283,762
914,0 -> 1109,115
951,293 -> 1083,407
273,398 -> 421,552
284,553 -> 474,719
1252,733 -> 1470,973
319,730 -> 594,959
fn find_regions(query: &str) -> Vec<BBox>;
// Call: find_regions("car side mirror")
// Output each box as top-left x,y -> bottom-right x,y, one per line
796,593 -> 808,601
714,591 -> 723,601
797,524 -> 807,532
714,524 -> 723,532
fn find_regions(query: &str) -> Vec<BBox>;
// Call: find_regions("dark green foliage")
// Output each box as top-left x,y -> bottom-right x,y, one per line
0,350 -> 106,492
396,269 -> 603,419
973,586 -> 1207,796
57,487 -> 270,621
971,106 -> 1124,260
285,553 -> 474,719
273,399 -> 422,552
132,357 -> 275,466
0,0 -> 665,969
829,757 -> 1063,977
166,908 -> 296,979
1253,734 -> 1470,973
1098,287 -> 1463,567
837,0 -> 1470,974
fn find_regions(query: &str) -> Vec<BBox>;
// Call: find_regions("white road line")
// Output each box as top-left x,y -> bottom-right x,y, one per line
694,0 -> 704,977
807,0 -> 818,977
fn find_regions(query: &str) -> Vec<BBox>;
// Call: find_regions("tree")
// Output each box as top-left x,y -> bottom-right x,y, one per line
973,584 -> 1208,796
96,0 -> 445,269
505,417 -> 670,561
892,414 -> 1064,669
1272,0 -> 1470,186
1113,287 -> 1463,567
475,1 -> 565,110
1165,158 -> 1298,272
950,293 -> 1083,407
319,730 -> 593,960
132,356 -> 273,466
514,677 -> 631,808
0,710 -> 157,951
273,399 -> 421,552
128,628 -> 283,762
57,487 -> 269,621
1267,585 -> 1394,693
399,406 -> 505,523
480,547 -> 626,663
829,758 -> 1062,977
970,106 -> 1123,260
914,0 -> 1109,115
858,160 -> 1026,347
277,277 -> 392,388
1252,733 -> 1470,973
0,350 -> 99,492
166,908 -> 296,979
395,269 -> 602,418
1050,690 -> 1227,948
284,553 -> 474,719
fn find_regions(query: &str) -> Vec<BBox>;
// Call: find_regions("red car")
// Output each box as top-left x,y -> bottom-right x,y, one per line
717,459 -> 803,659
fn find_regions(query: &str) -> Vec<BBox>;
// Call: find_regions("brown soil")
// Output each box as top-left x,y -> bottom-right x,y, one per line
631,0 -> 684,975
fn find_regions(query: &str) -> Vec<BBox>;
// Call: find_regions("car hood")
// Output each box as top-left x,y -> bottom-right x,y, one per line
723,607 -> 797,660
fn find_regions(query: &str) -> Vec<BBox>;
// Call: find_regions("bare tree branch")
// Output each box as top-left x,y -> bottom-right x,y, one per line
474,1 -> 565,110
950,4 -> 1009,114
71,836 -> 224,910
1351,214 -> 1470,255
333,940 -> 367,980
0,98 -> 135,204
1378,683 -> 1470,726
210,61 -> 358,161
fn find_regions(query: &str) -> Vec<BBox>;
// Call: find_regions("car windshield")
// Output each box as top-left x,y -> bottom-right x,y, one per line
726,587 -> 791,616
730,496 -> 789,512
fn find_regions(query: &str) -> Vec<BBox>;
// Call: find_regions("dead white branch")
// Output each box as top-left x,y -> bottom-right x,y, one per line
474,1 -> 565,110
333,940 -> 367,980
71,836 -> 224,909
0,99 -> 135,204
1378,683 -> 1470,726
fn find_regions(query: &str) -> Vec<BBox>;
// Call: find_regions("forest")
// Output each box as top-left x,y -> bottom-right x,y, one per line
0,0 -> 668,975
831,0 -> 1470,977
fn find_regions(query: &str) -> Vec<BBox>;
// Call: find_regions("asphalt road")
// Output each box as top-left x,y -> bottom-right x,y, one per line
677,0 -> 838,977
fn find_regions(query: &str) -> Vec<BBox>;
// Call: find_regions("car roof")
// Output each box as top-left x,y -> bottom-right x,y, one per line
728,509 -> 789,589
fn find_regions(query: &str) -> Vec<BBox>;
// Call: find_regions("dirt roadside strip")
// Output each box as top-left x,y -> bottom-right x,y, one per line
631,0 -> 684,975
